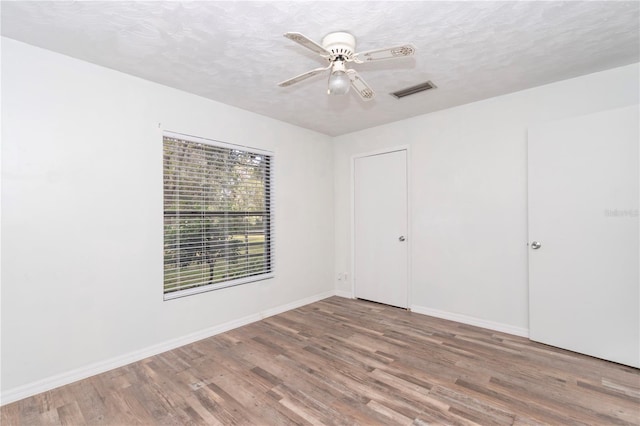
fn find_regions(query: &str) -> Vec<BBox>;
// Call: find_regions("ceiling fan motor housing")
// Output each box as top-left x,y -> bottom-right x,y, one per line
322,32 -> 356,60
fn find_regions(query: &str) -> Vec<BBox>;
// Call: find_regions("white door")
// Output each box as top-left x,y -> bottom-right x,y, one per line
354,149 -> 408,308
528,105 -> 639,367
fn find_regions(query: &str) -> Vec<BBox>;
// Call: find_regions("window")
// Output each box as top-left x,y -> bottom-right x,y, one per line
163,131 -> 273,299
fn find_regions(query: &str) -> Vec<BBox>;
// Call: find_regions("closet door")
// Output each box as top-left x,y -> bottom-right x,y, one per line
354,149 -> 409,308
528,105 -> 639,367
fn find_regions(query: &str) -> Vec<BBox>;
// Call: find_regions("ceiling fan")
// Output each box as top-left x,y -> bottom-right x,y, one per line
278,31 -> 416,101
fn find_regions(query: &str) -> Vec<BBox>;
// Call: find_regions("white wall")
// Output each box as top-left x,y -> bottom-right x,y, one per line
334,63 -> 639,334
1,38 -> 334,400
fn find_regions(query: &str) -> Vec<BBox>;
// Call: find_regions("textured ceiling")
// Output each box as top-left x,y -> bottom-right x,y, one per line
2,1 -> 639,136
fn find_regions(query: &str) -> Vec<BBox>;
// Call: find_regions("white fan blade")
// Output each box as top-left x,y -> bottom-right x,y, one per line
347,70 -> 375,101
284,32 -> 331,57
354,44 -> 416,63
278,65 -> 331,87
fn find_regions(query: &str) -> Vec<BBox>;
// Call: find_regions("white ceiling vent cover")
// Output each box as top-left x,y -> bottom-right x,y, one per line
391,81 -> 437,99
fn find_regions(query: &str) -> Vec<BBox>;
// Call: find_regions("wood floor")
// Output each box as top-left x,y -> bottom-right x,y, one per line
2,297 -> 639,425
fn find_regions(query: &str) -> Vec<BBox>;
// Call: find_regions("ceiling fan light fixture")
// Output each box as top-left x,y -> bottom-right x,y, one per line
328,70 -> 350,95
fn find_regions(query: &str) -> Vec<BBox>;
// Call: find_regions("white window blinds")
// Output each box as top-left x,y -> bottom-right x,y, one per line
163,132 -> 273,299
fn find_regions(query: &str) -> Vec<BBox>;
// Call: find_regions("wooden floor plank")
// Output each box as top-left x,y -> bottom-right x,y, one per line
2,296 -> 639,425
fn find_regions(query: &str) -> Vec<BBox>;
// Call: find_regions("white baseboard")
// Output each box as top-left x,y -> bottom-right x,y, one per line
1,290 -> 336,406
260,290 -> 336,319
410,305 -> 529,338
334,289 -> 353,299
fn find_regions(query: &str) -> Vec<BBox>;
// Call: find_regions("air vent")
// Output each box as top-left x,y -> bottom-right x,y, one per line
391,81 -> 436,99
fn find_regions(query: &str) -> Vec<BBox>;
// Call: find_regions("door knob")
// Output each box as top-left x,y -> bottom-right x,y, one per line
531,241 -> 541,249
398,236 -> 406,242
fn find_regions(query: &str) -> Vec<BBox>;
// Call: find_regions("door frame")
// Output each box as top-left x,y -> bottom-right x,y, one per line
350,145 -> 412,309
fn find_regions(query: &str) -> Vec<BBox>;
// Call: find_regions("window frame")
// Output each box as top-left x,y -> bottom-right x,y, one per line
162,130 -> 274,300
